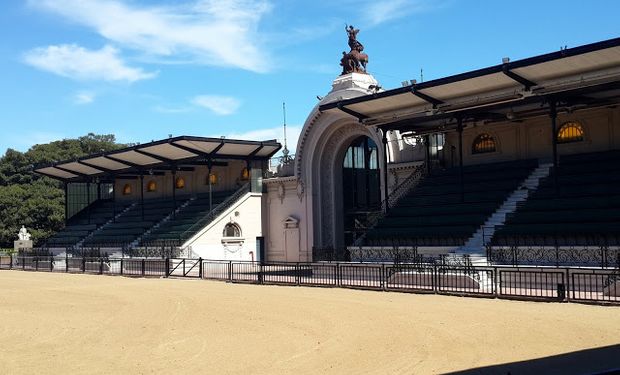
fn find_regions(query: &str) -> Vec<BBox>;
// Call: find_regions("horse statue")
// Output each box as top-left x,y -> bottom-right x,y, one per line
340,25 -> 369,75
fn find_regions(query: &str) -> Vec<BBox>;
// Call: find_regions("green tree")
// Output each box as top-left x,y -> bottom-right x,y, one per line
0,134 -> 125,247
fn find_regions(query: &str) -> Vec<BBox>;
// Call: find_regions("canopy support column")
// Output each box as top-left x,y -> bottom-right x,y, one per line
140,174 -> 145,221
64,182 -> 68,225
207,160 -> 213,212
382,130 -> 389,214
424,135 -> 431,175
172,168 -> 177,219
112,183 -> 116,222
86,180 -> 91,225
549,100 -> 559,195
457,118 -> 464,203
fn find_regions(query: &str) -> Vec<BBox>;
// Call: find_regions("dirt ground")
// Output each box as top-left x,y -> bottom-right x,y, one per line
0,271 -> 618,375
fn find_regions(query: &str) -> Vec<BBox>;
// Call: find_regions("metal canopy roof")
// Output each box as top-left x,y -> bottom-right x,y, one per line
35,135 -> 281,182
319,37 -> 620,132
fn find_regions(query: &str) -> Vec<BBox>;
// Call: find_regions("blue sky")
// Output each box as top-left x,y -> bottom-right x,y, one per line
0,0 -> 619,155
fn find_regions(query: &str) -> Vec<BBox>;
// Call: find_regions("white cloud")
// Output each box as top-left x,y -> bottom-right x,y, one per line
152,105 -> 193,114
225,125 -> 301,155
192,95 -> 241,115
73,91 -> 96,104
24,44 -> 156,82
360,0 -> 437,26
28,0 -> 273,73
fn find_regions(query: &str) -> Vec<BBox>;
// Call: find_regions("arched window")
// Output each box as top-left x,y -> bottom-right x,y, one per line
472,133 -> 496,154
223,223 -> 241,237
557,121 -> 584,144
175,176 -> 185,189
122,183 -> 132,195
146,180 -> 157,192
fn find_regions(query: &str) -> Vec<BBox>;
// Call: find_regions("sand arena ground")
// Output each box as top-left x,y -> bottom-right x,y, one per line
0,271 -> 618,374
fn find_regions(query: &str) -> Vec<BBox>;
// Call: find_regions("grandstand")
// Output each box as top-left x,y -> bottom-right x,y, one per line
32,36 -> 620,265
293,36 -> 620,263
35,136 -> 281,260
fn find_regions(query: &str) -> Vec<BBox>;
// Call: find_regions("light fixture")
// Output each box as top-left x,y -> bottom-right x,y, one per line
241,167 -> 250,181
175,176 -> 185,189
208,172 -> 217,185
502,57 -> 510,64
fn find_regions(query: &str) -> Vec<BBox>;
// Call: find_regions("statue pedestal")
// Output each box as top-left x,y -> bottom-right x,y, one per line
331,72 -> 378,92
14,240 -> 33,252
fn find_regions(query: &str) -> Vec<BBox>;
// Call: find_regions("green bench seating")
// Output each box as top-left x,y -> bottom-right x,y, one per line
364,159 -> 537,247
492,150 -> 620,246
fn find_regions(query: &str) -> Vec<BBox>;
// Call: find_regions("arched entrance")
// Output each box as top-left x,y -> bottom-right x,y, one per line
342,136 -> 381,245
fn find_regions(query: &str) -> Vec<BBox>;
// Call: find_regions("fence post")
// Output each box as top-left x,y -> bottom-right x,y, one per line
296,263 -> 300,286
35,257 -> 39,271
258,262 -> 263,284
142,258 -> 145,276
564,268 -> 570,302
22,256 -> 25,270
433,263 -> 438,293
513,247 -> 518,267
120,258 -> 124,275
491,267 -> 497,297
381,263 -> 386,291
228,261 -> 232,282
336,262 -> 340,287
165,258 -> 169,278
9,254 -> 12,270
50,257 -> 54,272
198,257 -> 203,279
100,258 -> 103,274
82,257 -> 86,273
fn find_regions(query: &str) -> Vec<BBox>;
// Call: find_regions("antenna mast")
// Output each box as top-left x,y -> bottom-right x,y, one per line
282,102 -> 289,160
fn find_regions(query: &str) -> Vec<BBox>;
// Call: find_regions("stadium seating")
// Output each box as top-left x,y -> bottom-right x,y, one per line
44,200 -> 129,247
139,190 -> 236,245
364,159 -> 538,246
492,150 -> 620,246
83,197 -> 190,247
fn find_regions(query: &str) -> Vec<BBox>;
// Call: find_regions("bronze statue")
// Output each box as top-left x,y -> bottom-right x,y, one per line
341,24 -> 369,75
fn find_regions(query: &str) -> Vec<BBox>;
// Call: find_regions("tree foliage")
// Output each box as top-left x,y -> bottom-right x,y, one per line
0,133 -> 125,247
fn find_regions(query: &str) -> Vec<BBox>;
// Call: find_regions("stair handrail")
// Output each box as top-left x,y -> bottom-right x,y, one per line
386,162 -> 427,209
352,162 -> 427,246
179,183 -> 251,243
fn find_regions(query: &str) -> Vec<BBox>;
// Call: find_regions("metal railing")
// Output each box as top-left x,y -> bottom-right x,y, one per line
179,183 -> 251,243
487,246 -> 620,268
1,255 -> 618,305
351,163 -> 427,246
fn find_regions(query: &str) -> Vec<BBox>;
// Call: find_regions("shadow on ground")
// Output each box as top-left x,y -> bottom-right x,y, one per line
445,344 -> 620,375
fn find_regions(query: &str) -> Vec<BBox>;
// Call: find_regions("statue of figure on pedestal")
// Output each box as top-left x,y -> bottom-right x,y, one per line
340,24 -> 369,75
18,226 -> 31,241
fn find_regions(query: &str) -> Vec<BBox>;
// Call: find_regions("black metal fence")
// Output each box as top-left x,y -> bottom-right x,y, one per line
487,246 -> 620,268
0,255 -> 618,305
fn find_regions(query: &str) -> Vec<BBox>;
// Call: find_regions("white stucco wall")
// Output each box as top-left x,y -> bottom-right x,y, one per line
181,193 -> 263,261
263,177 -> 311,262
